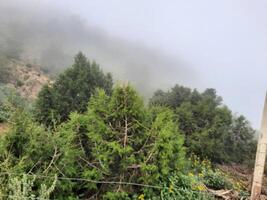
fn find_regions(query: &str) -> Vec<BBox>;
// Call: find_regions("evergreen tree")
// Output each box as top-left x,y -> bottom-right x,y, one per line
54,85 -> 185,198
35,52 -> 113,126
150,84 -> 256,164
225,115 -> 257,163
34,85 -> 56,126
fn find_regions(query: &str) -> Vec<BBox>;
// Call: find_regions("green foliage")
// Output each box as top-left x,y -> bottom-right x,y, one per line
34,84 -> 58,126
0,110 -> 60,198
35,52 -> 113,126
0,55 -> 11,84
150,84 -> 256,164
0,113 -> 54,174
52,85 -> 185,198
0,85 -> 28,122
15,80 -> 23,87
0,84 -> 186,199
187,155 -> 233,191
143,172 -> 214,200
202,170 -> 231,190
226,115 -> 257,164
7,174 -> 57,200
0,56 -> 256,199
103,191 -> 131,200
150,85 -> 192,109
159,188 -> 214,200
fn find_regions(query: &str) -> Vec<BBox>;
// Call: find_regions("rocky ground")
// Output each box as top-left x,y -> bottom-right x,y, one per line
5,58 -> 51,100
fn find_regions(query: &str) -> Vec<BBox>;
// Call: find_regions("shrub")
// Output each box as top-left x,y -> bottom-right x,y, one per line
15,80 -> 23,87
0,110 -> 59,198
0,55 -> 11,84
188,155 -> 232,190
202,169 -> 232,190
7,174 -> 57,200
53,85 -> 185,198
0,86 -> 28,122
144,173 -> 214,200
26,63 -> 32,68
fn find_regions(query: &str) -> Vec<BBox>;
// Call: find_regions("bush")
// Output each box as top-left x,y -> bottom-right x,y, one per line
15,80 -> 23,87
188,155 -> 232,190
202,169 -> 232,190
0,110 -> 59,198
144,173 -> 214,200
0,85 -> 28,122
7,174 -> 57,200
0,55 -> 11,84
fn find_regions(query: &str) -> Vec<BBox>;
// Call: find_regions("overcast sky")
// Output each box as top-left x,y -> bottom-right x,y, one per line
3,0 -> 267,128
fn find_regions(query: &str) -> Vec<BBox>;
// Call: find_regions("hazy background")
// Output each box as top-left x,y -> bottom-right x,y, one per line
1,0 -> 267,128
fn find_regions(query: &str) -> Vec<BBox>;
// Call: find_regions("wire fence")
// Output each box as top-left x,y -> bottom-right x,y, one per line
0,172 -> 163,189
0,171 -> 215,200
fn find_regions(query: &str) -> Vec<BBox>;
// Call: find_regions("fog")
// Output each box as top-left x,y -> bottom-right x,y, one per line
0,1 -> 194,96
2,0 -> 267,127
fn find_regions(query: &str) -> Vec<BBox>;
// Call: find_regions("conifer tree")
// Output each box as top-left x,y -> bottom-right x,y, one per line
35,52 -> 113,126
55,85 -> 185,198
150,84 -> 256,164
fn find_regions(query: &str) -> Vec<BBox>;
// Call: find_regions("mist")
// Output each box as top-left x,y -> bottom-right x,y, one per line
0,1 -> 195,97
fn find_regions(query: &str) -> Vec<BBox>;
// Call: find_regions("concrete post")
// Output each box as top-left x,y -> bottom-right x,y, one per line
251,93 -> 267,200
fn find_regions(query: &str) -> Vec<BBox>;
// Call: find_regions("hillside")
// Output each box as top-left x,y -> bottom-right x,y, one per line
0,55 -> 50,100
0,55 -> 50,135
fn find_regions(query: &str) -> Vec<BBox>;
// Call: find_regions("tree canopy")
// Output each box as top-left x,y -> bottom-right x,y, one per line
0,53 -> 257,199
150,84 -> 256,163
0,85 -> 186,199
35,52 -> 113,126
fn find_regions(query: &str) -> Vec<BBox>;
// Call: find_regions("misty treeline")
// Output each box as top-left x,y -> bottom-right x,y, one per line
0,53 -> 255,199
0,1 -> 190,96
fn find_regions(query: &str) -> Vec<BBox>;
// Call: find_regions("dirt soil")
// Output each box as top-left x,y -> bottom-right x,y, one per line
5,58 -> 51,100
218,164 -> 267,199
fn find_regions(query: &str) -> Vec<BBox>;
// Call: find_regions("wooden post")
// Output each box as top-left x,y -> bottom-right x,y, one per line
251,93 -> 267,200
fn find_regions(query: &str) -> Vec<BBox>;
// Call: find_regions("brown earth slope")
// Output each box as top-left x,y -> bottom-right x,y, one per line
4,58 -> 51,100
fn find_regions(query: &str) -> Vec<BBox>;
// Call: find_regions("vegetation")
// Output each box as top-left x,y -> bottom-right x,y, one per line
150,85 -> 257,164
7,174 -> 57,200
0,85 -> 186,199
35,52 -> 113,126
0,55 -> 12,84
0,85 -> 28,123
0,52 -> 257,199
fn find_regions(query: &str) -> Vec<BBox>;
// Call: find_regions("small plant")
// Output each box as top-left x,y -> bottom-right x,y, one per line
202,169 -> 231,190
8,174 -> 57,200
23,75 -> 30,81
188,154 -> 232,190
238,190 -> 250,199
26,63 -> 32,68
145,173 -> 215,200
15,80 -> 23,87
0,86 -> 28,122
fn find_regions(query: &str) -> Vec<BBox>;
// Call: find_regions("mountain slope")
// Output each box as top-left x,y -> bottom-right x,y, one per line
0,55 -> 50,100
